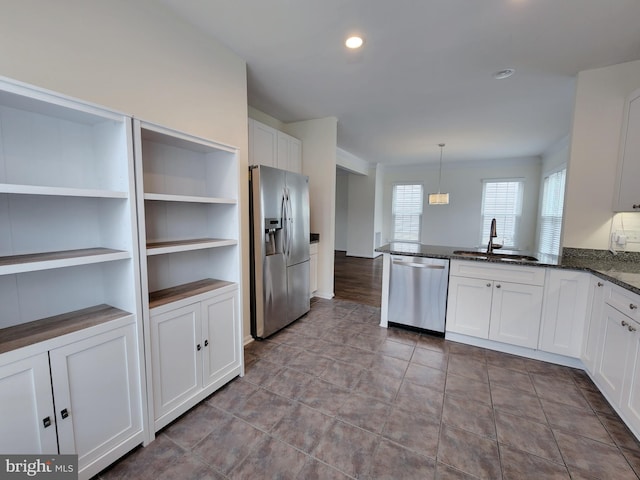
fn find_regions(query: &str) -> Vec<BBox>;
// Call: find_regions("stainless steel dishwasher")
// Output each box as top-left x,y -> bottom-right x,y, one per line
388,255 -> 449,335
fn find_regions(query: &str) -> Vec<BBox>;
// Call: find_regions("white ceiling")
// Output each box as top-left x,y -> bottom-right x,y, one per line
159,0 -> 640,166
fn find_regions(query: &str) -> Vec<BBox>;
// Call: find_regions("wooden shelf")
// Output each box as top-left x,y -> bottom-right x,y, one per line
149,278 -> 236,309
146,238 -> 237,256
0,304 -> 132,354
0,248 -> 130,275
0,183 -> 128,198
143,193 -> 236,204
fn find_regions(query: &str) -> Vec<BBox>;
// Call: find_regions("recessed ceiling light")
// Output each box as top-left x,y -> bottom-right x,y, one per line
493,68 -> 515,80
345,36 -> 364,49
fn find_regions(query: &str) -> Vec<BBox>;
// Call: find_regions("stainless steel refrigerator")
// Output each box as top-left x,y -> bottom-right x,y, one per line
249,165 -> 310,339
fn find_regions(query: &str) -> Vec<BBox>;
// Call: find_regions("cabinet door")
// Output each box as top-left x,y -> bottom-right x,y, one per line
489,281 -> 543,349
582,277 -> 606,373
288,137 -> 302,173
621,319 -> 640,433
446,276 -> 492,338
539,270 -> 590,357
49,323 -> 143,470
614,89 -> 640,212
310,250 -> 318,294
150,304 -> 201,423
595,305 -> 632,405
249,119 -> 277,167
0,352 -> 57,454
277,131 -> 289,171
201,291 -> 240,388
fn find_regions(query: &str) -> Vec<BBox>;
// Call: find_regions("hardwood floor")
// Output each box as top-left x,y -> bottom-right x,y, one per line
333,251 -> 383,307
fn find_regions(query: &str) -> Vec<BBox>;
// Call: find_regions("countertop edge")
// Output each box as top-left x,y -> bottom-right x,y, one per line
376,244 -> 640,295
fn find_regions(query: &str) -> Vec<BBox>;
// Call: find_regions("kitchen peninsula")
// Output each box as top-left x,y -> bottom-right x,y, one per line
377,242 -> 640,440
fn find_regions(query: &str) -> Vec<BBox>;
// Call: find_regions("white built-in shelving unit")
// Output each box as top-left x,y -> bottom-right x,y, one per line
0,78 -> 145,480
133,120 -> 243,433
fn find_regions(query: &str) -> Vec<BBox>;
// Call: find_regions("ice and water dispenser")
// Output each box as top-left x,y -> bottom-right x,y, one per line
264,217 -> 283,256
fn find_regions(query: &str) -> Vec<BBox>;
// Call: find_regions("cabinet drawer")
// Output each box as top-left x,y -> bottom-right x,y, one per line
449,260 -> 545,286
606,283 -> 640,322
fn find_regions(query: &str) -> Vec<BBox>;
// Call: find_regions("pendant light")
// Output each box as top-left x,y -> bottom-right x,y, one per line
428,143 -> 449,205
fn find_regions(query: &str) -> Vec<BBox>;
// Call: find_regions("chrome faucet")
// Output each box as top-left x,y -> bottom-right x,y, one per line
487,218 -> 498,253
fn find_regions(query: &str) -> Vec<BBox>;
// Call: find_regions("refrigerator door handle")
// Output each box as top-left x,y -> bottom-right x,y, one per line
286,189 -> 293,258
281,190 -> 288,257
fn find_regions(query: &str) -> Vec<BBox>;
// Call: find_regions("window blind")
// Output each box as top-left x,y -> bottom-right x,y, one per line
392,183 -> 423,241
539,169 -> 566,255
480,180 -> 524,248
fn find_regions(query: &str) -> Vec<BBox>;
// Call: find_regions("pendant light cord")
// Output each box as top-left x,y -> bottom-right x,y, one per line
437,143 -> 445,193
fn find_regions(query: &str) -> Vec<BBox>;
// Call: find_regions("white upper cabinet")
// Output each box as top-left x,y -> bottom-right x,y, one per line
614,88 -> 640,212
248,118 -> 302,173
248,118 -> 277,167
277,130 -> 302,173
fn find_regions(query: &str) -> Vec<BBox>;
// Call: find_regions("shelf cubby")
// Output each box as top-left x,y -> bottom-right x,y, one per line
148,278 -> 235,310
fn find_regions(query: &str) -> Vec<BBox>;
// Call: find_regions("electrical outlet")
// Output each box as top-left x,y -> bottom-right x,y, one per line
624,230 -> 640,243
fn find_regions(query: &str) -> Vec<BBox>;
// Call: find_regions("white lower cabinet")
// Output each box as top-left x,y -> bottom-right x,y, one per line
150,286 -> 240,431
446,276 -> 492,338
489,280 -> 544,349
50,323 -> 143,475
621,322 -> 640,432
592,284 -> 640,436
595,305 -> 639,411
539,269 -> 591,357
201,293 -> 241,389
446,261 -> 544,349
0,320 -> 143,480
0,352 -> 57,454
310,242 -> 319,295
150,303 -> 201,425
582,277 -> 606,372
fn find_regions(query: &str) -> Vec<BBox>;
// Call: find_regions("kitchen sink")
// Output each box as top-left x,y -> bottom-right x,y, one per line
453,250 -> 539,262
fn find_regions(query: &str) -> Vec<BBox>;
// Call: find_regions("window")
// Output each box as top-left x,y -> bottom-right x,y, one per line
392,183 -> 423,241
538,168 -> 566,255
480,180 -> 524,249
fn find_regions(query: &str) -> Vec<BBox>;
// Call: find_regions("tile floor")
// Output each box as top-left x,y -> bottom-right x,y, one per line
98,298 -> 640,479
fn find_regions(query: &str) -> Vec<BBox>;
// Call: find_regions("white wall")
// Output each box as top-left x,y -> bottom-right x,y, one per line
285,117 -> 338,299
335,170 -> 349,251
248,106 -> 284,131
374,163 -> 385,248
382,158 -> 542,250
346,166 -> 379,258
541,135 -> 570,175
0,0 -> 251,338
337,147 -> 370,175
563,59 -> 640,249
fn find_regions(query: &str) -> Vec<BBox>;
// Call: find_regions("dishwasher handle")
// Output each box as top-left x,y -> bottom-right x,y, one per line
392,259 -> 446,269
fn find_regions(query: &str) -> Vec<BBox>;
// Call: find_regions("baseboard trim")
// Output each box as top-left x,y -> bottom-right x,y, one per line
313,291 -> 334,300
444,332 -> 584,369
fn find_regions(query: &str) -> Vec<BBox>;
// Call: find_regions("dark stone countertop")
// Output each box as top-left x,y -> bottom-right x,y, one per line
375,243 -> 640,295
310,233 -> 320,244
